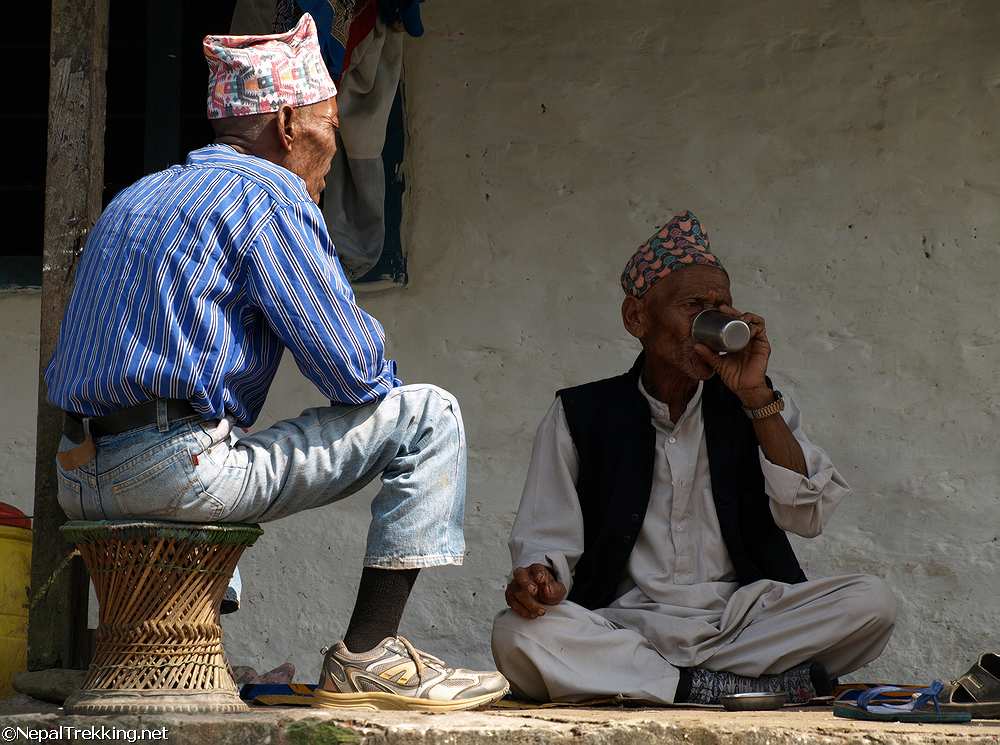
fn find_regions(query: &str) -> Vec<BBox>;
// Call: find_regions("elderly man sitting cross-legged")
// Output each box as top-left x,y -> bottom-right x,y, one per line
491,212 -> 896,705
45,15 -> 506,712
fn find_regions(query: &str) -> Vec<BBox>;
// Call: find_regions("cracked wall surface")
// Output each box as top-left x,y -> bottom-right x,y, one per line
2,0 -> 999,686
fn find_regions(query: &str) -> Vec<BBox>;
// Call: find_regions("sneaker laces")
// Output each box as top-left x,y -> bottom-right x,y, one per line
319,637 -> 446,688
396,635 -> 448,685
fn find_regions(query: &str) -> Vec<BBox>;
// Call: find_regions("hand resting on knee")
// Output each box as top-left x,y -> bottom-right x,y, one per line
505,563 -> 567,619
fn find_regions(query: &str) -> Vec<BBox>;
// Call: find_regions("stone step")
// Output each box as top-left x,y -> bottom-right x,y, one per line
2,695 -> 998,744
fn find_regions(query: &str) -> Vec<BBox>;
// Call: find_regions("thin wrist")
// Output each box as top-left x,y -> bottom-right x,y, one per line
738,387 -> 774,409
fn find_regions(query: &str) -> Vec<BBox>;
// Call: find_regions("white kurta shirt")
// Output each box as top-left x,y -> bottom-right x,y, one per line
509,378 -> 852,667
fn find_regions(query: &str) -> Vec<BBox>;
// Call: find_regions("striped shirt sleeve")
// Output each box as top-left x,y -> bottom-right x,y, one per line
244,200 -> 401,406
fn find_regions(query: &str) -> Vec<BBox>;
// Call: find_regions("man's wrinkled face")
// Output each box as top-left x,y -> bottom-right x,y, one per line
287,96 -> 339,203
623,265 -> 733,380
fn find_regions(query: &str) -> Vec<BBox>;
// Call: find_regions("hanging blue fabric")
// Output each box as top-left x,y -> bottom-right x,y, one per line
295,0 -> 347,78
378,0 -> 424,38
275,1 -> 424,79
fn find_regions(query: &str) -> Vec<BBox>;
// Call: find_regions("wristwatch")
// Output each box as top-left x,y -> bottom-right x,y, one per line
744,389 -> 784,420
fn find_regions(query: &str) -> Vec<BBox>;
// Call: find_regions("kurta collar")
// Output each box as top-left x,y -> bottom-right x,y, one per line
638,376 -> 703,430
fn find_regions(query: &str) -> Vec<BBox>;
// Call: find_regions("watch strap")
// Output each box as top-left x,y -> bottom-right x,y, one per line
745,389 -> 784,420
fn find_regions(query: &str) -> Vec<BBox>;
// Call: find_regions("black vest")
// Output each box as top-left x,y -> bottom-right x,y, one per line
557,354 -> 806,611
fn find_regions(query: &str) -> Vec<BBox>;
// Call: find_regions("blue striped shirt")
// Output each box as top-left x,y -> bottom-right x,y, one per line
45,144 -> 401,426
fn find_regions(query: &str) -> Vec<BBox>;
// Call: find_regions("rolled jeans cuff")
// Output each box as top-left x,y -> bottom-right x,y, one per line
363,553 -> 465,569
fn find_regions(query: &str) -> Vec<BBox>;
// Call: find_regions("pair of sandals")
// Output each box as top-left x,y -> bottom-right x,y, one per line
834,653 -> 1000,723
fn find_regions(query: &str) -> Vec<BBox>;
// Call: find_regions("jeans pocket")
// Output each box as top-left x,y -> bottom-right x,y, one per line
56,466 -> 83,519
189,446 -> 248,521
175,488 -> 228,522
110,448 -> 200,517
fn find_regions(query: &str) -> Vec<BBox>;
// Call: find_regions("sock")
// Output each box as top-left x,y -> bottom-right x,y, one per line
342,567 -> 419,653
677,662 -> 819,705
809,662 -> 835,697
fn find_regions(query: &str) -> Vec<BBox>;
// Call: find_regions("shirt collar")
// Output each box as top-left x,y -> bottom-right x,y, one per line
637,377 -> 703,430
186,143 -> 241,164
185,144 -> 311,199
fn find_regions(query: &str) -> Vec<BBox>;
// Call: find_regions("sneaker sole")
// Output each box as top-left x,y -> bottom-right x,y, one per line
311,685 -> 509,712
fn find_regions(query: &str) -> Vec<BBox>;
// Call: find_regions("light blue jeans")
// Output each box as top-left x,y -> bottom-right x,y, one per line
55,384 -> 468,607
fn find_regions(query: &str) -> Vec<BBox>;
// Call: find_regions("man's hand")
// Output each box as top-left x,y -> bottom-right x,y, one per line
696,305 -> 808,474
505,563 -> 567,619
694,305 -> 774,408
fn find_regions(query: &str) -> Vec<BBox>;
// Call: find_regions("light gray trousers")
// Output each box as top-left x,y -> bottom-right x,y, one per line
491,574 -> 897,704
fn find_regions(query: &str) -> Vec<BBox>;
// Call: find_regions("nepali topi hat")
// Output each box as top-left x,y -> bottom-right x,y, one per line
203,13 -> 337,120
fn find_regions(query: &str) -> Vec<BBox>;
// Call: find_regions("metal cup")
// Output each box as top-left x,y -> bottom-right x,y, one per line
692,309 -> 751,353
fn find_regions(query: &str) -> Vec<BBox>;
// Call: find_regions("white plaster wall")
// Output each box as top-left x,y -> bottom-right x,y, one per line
0,291 -> 41,517
3,0 -> 999,686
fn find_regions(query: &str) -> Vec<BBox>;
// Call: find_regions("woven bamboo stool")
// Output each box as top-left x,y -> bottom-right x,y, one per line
60,520 -> 262,714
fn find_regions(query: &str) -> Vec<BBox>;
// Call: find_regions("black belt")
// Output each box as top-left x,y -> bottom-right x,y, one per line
63,399 -> 199,442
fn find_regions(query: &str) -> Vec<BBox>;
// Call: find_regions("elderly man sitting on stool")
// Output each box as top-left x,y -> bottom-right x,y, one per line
491,212 -> 896,705
45,14 -> 506,712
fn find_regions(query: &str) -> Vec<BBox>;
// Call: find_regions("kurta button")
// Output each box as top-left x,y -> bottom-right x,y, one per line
668,436 -> 677,444
623,535 -> 632,543
631,513 -> 640,522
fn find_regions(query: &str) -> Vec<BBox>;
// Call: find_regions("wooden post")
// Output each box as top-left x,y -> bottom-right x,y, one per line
28,0 -> 109,671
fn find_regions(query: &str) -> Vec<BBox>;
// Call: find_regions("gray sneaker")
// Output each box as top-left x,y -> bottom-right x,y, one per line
312,636 -> 509,711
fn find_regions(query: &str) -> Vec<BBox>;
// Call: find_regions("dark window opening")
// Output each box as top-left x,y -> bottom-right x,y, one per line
1,0 -> 405,290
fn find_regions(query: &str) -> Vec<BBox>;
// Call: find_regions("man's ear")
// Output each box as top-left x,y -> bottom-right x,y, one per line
622,296 -> 646,340
275,104 -> 295,152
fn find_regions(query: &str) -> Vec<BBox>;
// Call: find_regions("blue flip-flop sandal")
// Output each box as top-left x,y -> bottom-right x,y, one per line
834,681 -> 972,723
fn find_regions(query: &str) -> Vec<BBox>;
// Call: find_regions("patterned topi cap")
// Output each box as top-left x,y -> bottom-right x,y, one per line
620,211 -> 725,298
203,13 -> 337,120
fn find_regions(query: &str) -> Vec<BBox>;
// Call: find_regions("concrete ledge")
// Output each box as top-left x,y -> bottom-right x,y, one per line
2,695 -> 998,744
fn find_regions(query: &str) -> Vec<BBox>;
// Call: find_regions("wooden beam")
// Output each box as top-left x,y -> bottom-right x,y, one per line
28,0 -> 109,671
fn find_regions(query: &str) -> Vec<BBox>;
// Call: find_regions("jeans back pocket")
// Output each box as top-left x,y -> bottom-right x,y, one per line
56,468 -> 84,519
109,448 -> 200,518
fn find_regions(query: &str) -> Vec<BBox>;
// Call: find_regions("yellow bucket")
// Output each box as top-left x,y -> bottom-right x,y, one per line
0,524 -> 32,697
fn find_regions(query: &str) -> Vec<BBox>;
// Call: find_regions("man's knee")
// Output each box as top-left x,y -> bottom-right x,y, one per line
401,383 -> 459,408
847,575 -> 897,633
491,609 -> 553,700
492,607 -> 570,668
399,384 -> 463,427
491,609 -> 533,669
